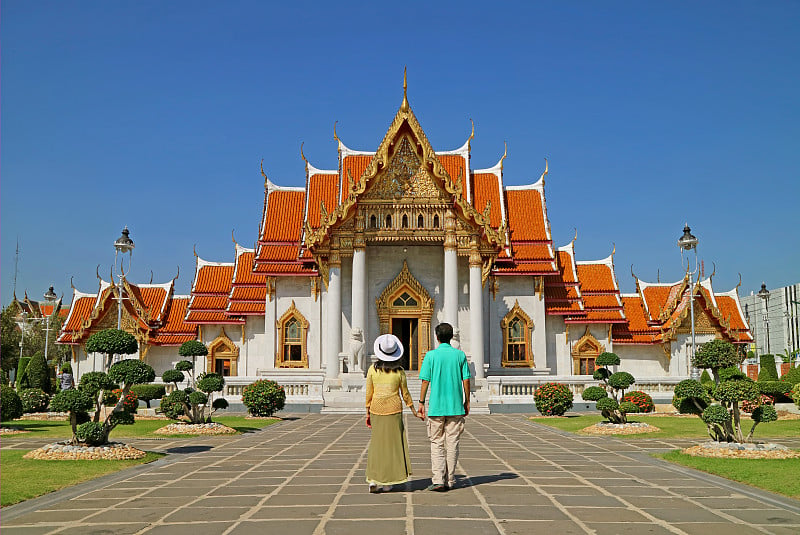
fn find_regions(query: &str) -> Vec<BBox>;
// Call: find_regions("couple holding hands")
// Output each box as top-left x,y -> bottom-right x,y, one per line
365,322 -> 471,493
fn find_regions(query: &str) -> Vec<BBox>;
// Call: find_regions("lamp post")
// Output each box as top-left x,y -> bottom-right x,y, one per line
757,282 -> 770,354
42,286 -> 57,364
113,227 -> 135,330
677,223 -> 699,380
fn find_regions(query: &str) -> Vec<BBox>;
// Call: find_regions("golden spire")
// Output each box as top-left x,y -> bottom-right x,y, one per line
500,141 -> 507,171
401,67 -> 409,112
333,120 -> 339,142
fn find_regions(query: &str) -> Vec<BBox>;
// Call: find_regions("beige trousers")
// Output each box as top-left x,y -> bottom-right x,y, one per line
426,415 -> 465,486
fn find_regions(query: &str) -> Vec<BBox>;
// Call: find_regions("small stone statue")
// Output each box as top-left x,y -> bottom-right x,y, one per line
451,327 -> 461,349
349,328 -> 365,375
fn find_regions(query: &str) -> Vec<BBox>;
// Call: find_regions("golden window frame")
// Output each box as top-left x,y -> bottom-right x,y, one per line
276,300 -> 309,368
571,327 -> 604,375
206,328 -> 239,376
501,300 -> 534,367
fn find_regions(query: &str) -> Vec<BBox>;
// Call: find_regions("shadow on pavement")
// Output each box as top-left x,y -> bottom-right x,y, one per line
404,472 -> 519,491
166,445 -> 214,454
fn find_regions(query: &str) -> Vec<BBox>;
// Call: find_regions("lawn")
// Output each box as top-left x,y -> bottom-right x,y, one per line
529,414 -> 800,440
1,416 -> 280,440
655,451 -> 800,500
0,450 -> 165,507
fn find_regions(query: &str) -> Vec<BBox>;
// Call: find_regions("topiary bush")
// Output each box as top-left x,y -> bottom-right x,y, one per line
582,352 -> 636,424
1,384 -> 24,422
622,391 -> 654,413
534,382 -> 573,416
19,388 -> 50,413
76,421 -> 106,446
158,361 -> 227,423
674,340 -> 776,444
50,388 -> 93,443
130,384 -> 166,408
178,341 -> 208,387
85,329 -> 138,371
26,351 -> 52,394
619,401 -> 640,414
780,365 -> 800,386
758,354 -> 778,381
15,356 -> 31,390
242,379 -> 286,417
758,381 -> 792,403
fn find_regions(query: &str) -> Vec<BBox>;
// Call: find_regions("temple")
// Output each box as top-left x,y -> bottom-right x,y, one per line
58,78 -> 752,410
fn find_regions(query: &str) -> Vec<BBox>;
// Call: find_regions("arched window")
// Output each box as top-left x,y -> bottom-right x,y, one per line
277,301 -> 309,368
402,214 -> 409,228
572,329 -> 603,375
501,301 -> 533,367
433,214 -> 440,229
418,214 -> 425,228
370,215 -> 377,229
385,214 -> 392,228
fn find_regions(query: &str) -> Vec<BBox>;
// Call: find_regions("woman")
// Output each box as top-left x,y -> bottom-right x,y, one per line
365,333 -> 423,493
59,363 -> 75,391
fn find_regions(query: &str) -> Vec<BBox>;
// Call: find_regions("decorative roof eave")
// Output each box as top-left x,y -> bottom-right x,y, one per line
505,170 -> 552,244
57,289 -> 97,343
717,286 -> 751,331
303,95 -> 506,254
565,318 -> 628,324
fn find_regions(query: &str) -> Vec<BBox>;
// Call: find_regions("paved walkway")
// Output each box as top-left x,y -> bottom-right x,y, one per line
3,415 -> 800,534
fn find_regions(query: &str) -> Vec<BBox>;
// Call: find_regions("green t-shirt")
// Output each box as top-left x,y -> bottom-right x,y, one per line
419,343 -> 471,417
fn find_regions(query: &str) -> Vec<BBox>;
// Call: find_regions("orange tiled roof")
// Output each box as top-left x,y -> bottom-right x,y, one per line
717,294 -> 750,332
307,173 -> 339,229
253,262 -> 317,275
438,155 -> 467,186
259,189 -> 305,243
341,155 -> 372,201
150,297 -> 197,346
227,301 -> 266,314
640,282 -> 681,322
613,295 -> 663,344
505,189 -> 548,241
577,263 -> 616,293
473,173 -> 503,228
229,286 -> 267,301
193,263 -> 235,294
232,248 -> 265,286
185,310 -> 241,324
58,293 -> 97,340
186,257 -> 244,325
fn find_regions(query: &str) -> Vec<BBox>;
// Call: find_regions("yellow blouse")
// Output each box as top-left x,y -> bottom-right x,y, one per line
365,366 -> 414,415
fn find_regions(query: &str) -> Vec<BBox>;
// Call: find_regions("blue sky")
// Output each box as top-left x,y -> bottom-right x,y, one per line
2,1 -> 798,307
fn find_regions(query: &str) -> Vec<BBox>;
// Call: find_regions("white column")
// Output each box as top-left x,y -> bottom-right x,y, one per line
351,247 -> 366,339
326,263 -> 342,378
469,259 -> 485,379
444,247 -> 458,326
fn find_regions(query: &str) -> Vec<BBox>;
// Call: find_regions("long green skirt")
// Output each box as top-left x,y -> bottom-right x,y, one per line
366,412 -> 413,485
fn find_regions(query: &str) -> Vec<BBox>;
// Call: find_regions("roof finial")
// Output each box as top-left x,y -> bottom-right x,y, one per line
709,261 -> 716,280
468,118 -> 475,150
70,276 -> 77,290
232,229 -> 237,245
401,66 -> 409,112
300,142 -> 307,165
736,273 -> 742,290
657,268 -> 660,283
193,244 -> 198,258
611,242 -> 616,258
173,265 -> 180,282
96,264 -> 101,281
540,158 -> 549,183
500,141 -> 507,171
149,270 -> 154,284
333,120 -> 339,142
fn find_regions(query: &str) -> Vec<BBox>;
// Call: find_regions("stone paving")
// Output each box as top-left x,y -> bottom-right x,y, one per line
2,414 -> 800,534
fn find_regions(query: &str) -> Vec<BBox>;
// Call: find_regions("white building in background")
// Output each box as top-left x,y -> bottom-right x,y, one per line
740,283 -> 800,360
58,84 -> 753,410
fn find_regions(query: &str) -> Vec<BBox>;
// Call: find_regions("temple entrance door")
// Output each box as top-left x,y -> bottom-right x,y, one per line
391,317 -> 418,371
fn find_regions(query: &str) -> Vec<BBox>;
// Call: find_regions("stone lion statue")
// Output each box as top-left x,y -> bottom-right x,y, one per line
349,328 -> 365,375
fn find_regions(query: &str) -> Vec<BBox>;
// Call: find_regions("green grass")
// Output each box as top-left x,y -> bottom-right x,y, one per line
0,450 -> 165,507
530,414 -> 800,440
1,416 -> 280,440
655,450 -> 800,500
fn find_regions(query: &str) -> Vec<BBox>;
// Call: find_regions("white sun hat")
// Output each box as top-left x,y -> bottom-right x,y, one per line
373,333 -> 404,362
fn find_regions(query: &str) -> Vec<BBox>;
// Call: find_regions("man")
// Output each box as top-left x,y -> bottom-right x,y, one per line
418,322 -> 471,491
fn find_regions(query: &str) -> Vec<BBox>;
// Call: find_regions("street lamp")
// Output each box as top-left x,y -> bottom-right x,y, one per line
42,286 -> 57,364
677,223 -> 700,380
113,226 -> 134,330
757,282 -> 770,354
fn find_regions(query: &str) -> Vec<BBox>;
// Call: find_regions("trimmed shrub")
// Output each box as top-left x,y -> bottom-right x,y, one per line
108,359 -> 155,387
159,390 -> 188,420
242,379 -> 286,417
533,382 -> 573,416
693,339 -> 743,375
622,391 -> 655,413
608,372 -> 635,391
26,351 -> 51,394
1,384 -> 23,421
77,421 -> 106,446
581,386 -> 608,401
619,401 -> 640,414
780,365 -> 800,386
758,355 -> 778,381
596,352 -> 621,367
596,396 -> 619,411
19,388 -> 50,413
15,356 -> 31,390
175,360 -> 194,372
86,329 -> 138,371
719,366 -> 747,382
751,405 -> 778,424
130,384 -> 166,408
700,370 -> 713,385
162,369 -> 185,386
50,388 -> 93,443
702,404 -> 730,426
758,381 -> 792,403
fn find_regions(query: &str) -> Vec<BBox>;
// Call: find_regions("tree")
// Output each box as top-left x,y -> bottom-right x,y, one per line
581,352 -> 638,424
85,329 -> 138,371
160,358 -> 228,424
178,340 -> 208,388
693,339 -> 745,384
26,351 -> 52,394
50,389 -> 93,444
1,384 -> 23,423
